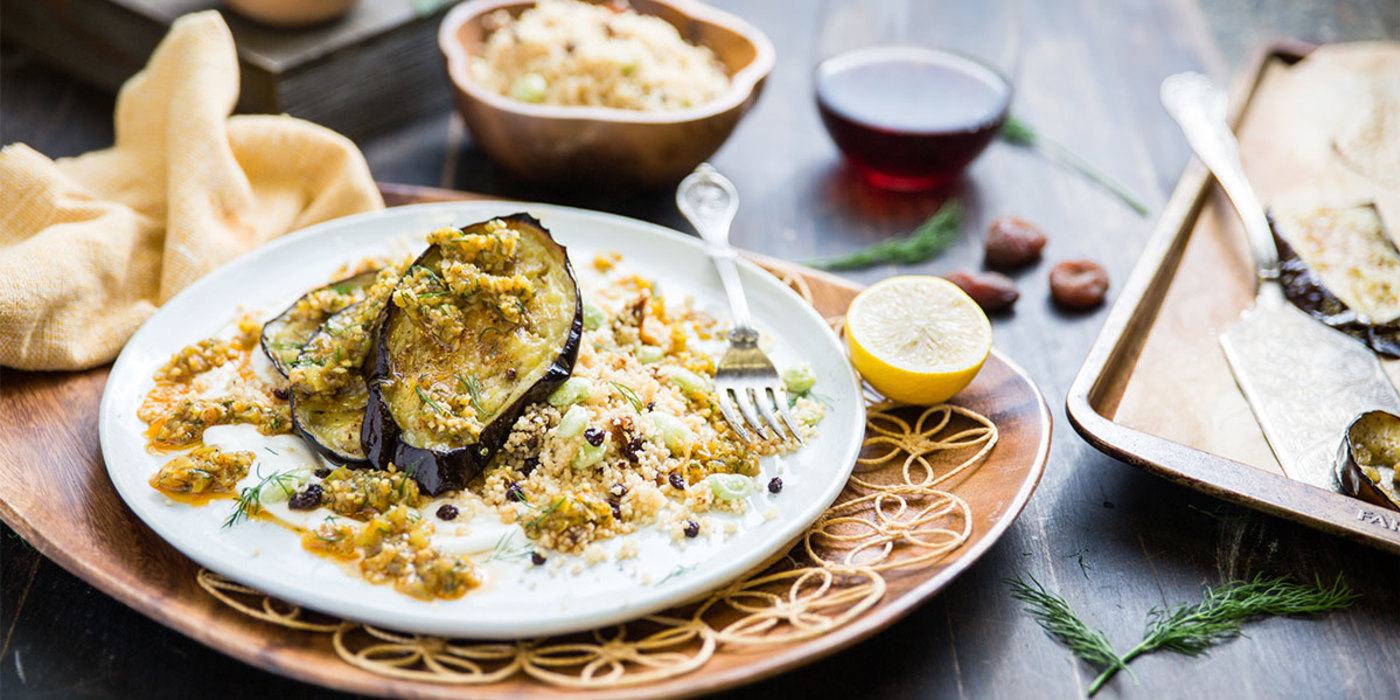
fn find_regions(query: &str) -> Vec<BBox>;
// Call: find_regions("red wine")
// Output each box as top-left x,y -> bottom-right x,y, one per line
816,47 -> 1011,191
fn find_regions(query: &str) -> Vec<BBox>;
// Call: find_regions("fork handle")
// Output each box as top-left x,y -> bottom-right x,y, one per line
677,164 -> 757,341
708,246 -> 757,341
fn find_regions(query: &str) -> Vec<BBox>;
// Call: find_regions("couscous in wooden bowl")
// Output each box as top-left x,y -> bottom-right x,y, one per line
438,0 -> 775,189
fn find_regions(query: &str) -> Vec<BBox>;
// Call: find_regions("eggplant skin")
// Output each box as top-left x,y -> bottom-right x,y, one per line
260,270 -> 379,376
291,386 -> 370,467
362,214 -> 583,495
1270,210 -> 1400,358
288,301 -> 374,467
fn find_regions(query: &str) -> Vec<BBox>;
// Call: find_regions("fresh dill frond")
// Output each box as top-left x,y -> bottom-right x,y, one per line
526,497 -> 566,527
415,385 -> 448,415
411,264 -> 444,286
487,531 -> 534,563
998,115 -> 1149,216
609,381 -> 645,413
1136,573 -> 1356,651
1007,575 -> 1126,675
806,201 -> 963,271
223,467 -> 297,528
1083,574 -> 1358,695
456,371 -> 491,416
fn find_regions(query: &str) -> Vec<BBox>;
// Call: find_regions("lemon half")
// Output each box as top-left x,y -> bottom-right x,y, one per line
845,276 -> 993,405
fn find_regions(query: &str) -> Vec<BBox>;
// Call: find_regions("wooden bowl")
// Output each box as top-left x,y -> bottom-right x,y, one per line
223,0 -> 358,27
438,0 -> 775,189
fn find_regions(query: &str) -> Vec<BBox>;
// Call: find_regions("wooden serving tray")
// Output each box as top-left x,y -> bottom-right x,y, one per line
0,0 -> 453,140
0,185 -> 1051,697
1067,41 -> 1400,554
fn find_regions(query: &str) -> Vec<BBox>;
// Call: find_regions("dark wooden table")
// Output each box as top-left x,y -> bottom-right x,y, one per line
3,1 -> 1399,698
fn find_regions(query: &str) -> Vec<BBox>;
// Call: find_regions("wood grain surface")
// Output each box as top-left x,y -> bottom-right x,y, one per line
4,1 -> 1400,699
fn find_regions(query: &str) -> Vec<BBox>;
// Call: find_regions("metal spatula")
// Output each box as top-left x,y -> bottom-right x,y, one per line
1160,71 -> 1400,490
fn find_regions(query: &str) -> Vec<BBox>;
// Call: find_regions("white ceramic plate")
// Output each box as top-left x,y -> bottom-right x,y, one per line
99,202 -> 865,639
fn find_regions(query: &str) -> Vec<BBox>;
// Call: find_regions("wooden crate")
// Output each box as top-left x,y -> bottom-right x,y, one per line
0,0 -> 456,140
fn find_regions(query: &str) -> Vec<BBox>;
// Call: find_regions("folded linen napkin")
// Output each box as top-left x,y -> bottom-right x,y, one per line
0,11 -> 383,371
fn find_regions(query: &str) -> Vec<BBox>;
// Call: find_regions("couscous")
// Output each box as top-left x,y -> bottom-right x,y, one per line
470,0 -> 730,111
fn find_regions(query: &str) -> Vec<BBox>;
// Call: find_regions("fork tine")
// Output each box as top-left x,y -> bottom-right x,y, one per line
735,387 -> 771,440
768,387 -> 804,445
753,386 -> 791,442
716,389 -> 755,443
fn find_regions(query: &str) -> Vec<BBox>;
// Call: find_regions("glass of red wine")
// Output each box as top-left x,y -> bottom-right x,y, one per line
814,0 -> 1020,191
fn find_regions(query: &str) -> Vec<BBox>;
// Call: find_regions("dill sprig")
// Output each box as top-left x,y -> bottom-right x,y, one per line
999,115 -> 1149,216
1086,574 -> 1358,694
415,385 -> 448,415
487,531 -> 534,563
1007,576 -> 1127,675
456,371 -> 491,416
526,497 -> 566,528
1010,573 -> 1359,696
609,380 -> 645,413
806,201 -> 963,271
223,468 -> 297,528
410,264 -> 444,286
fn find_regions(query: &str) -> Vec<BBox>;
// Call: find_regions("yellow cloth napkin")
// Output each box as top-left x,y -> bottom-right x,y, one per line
0,11 -> 383,371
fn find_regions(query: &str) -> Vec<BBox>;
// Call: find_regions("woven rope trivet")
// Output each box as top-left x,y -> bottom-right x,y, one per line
196,265 -> 1000,689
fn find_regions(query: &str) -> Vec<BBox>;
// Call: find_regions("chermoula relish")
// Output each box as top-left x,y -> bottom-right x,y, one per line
149,445 -> 254,501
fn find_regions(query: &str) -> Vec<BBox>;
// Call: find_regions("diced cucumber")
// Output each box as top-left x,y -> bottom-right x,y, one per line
557,405 -> 592,438
572,440 -> 607,468
647,412 -> 692,454
548,377 -> 593,407
706,473 -> 753,500
582,301 -> 606,331
782,362 -> 817,395
509,73 -> 547,103
665,366 -> 711,394
636,345 -> 664,364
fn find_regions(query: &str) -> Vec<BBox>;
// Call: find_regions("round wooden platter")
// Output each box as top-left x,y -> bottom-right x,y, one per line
0,191 -> 1051,699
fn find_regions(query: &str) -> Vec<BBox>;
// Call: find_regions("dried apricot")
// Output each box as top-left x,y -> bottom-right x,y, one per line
1049,260 -> 1109,310
985,217 -> 1047,270
945,270 -> 1019,313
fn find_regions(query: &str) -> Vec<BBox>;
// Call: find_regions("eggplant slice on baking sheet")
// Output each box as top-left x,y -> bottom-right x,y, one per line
1336,410 -> 1400,512
1270,203 -> 1400,357
261,270 -> 380,376
363,214 -> 583,495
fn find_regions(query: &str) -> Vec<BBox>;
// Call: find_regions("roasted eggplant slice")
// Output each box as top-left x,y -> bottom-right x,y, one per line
287,268 -> 404,465
1336,410 -> 1400,511
1271,204 -> 1400,357
364,214 -> 582,495
261,270 -> 379,376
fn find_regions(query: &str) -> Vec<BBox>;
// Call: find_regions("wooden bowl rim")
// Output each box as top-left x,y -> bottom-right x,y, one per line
437,0 -> 776,125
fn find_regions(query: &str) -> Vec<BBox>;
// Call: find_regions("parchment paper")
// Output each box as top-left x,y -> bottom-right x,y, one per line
1114,42 -> 1400,476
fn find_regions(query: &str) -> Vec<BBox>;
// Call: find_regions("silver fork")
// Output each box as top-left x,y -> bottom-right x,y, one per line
676,163 -> 803,444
